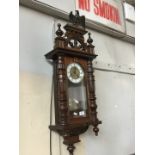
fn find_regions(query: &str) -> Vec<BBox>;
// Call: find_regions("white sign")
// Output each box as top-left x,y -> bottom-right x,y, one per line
124,2 -> 135,22
76,0 -> 125,33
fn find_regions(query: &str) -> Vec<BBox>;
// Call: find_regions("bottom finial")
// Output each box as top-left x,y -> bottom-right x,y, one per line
67,144 -> 75,155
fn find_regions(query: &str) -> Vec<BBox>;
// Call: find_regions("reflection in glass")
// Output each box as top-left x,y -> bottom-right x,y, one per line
68,80 -> 87,117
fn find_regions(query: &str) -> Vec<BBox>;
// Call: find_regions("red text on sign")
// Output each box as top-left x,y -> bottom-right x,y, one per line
78,0 -> 121,25
78,0 -> 90,12
94,0 -> 121,25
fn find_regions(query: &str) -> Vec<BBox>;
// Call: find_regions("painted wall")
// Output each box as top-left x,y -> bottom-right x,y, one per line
19,7 -> 54,155
19,5 -> 135,155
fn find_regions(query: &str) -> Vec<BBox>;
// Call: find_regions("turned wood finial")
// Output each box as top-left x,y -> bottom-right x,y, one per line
56,23 -> 63,37
67,144 -> 75,155
87,32 -> 93,45
93,126 -> 99,136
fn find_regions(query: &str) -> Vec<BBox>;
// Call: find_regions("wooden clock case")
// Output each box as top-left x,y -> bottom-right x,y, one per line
45,11 -> 101,155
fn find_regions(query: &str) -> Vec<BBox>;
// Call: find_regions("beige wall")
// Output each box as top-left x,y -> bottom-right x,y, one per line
19,72 -> 51,155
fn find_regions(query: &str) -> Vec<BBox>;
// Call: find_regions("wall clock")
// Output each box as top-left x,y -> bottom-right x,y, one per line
45,10 -> 101,155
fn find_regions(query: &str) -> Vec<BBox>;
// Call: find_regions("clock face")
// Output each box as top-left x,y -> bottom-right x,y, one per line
67,63 -> 84,84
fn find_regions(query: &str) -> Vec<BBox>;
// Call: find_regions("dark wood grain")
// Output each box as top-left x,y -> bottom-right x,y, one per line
45,11 -> 101,155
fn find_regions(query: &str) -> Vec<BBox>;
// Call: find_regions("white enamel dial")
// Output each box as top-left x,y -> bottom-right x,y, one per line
67,63 -> 84,84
